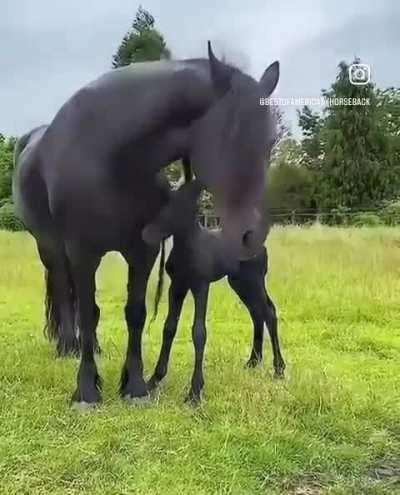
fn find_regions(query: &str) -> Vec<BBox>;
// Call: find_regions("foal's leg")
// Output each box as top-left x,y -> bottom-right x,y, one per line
228,276 -> 264,368
68,249 -> 102,406
246,303 -> 265,368
38,242 -> 79,356
147,281 -> 188,391
263,291 -> 285,378
185,284 -> 209,404
120,245 -> 159,400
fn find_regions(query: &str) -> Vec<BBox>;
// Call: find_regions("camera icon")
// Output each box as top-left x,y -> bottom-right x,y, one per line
349,63 -> 370,85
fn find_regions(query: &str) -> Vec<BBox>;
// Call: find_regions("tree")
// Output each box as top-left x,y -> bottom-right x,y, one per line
317,59 -> 395,209
268,138 -> 316,214
377,87 -> 400,174
112,6 -> 171,68
297,105 -> 323,171
0,135 -> 15,205
270,106 -> 291,160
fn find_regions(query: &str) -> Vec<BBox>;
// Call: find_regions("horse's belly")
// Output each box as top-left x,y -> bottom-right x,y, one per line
49,176 -> 166,251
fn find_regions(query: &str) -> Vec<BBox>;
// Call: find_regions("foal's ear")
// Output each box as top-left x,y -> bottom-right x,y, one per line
208,41 -> 233,96
259,61 -> 279,97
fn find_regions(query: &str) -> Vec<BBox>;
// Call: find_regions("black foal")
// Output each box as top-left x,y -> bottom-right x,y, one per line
143,180 -> 285,403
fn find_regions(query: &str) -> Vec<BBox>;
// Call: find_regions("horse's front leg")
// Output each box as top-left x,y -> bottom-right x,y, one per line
120,245 -> 159,400
185,283 -> 209,404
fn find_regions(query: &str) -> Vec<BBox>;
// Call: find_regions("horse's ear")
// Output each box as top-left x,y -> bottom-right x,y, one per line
208,41 -> 233,96
259,61 -> 279,97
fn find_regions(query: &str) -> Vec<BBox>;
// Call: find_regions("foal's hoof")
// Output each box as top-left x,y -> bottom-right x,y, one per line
273,367 -> 285,380
184,390 -> 201,406
246,357 -> 262,369
147,375 -> 161,392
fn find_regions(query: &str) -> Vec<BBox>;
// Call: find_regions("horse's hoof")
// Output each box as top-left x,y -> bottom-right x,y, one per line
71,380 -> 102,406
122,394 -> 152,406
71,400 -> 100,411
120,378 -> 150,403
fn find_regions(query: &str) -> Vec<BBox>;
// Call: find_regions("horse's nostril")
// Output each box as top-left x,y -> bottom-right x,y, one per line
242,230 -> 253,247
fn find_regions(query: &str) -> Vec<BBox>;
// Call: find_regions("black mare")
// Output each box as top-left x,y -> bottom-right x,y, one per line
143,180 -> 285,403
13,43 -> 280,406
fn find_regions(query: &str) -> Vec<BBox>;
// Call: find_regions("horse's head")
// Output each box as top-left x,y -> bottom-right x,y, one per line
189,42 -> 279,260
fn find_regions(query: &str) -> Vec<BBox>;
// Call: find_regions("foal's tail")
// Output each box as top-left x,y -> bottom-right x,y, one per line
151,239 -> 166,324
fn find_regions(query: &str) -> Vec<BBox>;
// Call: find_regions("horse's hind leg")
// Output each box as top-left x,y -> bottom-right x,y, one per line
38,242 -> 80,356
68,246 -> 102,406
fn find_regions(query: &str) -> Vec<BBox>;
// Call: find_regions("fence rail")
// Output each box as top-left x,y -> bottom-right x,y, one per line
198,208 -> 389,228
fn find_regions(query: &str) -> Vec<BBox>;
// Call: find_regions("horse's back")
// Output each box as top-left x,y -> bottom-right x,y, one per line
46,58 -> 213,157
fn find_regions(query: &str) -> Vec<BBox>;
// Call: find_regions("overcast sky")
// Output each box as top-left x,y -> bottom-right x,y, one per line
1,0 -> 399,137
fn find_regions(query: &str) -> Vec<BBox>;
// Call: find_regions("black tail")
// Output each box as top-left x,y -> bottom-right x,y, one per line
182,157 -> 193,183
150,239 -> 166,324
44,268 -> 60,341
43,257 -> 77,343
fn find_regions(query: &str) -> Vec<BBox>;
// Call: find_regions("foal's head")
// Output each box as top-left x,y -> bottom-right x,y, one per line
142,180 -> 203,245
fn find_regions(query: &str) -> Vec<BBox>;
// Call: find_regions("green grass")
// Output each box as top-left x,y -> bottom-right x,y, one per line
0,225 -> 399,494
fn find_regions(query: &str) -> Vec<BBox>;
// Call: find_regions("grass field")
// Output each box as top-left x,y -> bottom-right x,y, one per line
0,226 -> 399,494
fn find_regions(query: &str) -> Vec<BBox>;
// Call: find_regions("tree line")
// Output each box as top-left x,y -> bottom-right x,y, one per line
268,62 -> 400,226
1,6 -> 399,230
